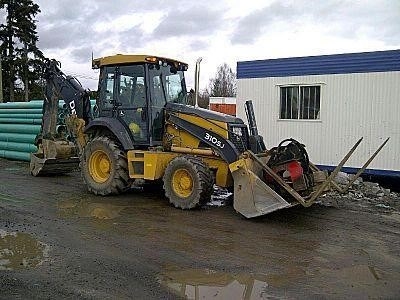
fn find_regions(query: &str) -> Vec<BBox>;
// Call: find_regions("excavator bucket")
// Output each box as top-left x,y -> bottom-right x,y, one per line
229,156 -> 297,218
30,140 -> 80,176
30,153 -> 80,176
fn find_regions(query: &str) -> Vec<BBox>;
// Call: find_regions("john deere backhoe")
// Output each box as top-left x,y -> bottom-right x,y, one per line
30,55 -> 384,218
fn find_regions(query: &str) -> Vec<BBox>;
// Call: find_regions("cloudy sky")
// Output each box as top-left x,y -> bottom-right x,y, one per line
34,0 -> 400,91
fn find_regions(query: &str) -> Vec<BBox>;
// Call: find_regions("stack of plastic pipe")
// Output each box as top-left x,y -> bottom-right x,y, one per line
0,100 -> 96,161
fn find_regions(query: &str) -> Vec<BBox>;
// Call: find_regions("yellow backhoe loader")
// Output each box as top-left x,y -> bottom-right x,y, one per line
30,55 -> 387,218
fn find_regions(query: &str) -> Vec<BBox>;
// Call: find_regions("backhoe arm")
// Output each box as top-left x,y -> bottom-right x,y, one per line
30,60 -> 92,176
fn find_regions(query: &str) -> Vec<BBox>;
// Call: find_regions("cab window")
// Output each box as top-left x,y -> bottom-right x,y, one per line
98,66 -> 115,110
118,65 -> 145,108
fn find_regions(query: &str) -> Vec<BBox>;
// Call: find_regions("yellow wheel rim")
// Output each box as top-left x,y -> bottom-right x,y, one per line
172,169 -> 193,198
89,150 -> 111,183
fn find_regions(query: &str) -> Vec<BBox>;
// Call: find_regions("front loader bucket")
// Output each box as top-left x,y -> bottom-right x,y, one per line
229,136 -> 390,218
30,153 -> 80,176
229,157 -> 297,218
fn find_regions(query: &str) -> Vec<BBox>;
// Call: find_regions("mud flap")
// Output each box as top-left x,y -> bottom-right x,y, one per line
30,153 -> 80,176
229,158 -> 295,218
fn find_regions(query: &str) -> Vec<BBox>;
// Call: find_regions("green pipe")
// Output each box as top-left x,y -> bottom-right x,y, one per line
0,141 -> 37,152
0,133 -> 37,143
0,102 -> 43,109
30,100 -> 65,109
0,118 -> 42,125
0,100 -> 95,116
0,124 -> 41,134
30,99 -> 96,105
0,150 -> 31,161
0,108 -> 43,114
0,113 -> 43,119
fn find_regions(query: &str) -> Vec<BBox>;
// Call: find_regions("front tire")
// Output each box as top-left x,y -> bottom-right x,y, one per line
163,156 -> 213,209
81,136 -> 130,195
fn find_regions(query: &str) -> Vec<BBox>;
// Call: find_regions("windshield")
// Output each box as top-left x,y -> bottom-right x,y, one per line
148,63 -> 187,105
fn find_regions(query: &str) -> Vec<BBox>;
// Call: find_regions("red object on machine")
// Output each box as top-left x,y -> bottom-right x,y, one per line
287,161 -> 303,181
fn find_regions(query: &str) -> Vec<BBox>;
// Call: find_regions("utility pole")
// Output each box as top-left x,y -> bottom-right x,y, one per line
0,54 -> 3,103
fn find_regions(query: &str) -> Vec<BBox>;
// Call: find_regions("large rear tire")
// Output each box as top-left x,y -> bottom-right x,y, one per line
81,136 -> 130,195
163,156 -> 213,209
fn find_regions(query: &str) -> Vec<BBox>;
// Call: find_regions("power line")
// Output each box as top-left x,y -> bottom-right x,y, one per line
63,71 -> 98,81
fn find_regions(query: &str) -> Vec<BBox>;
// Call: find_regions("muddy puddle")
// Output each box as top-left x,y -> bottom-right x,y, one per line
158,268 -> 276,300
57,186 -> 232,221
58,198 -> 129,220
0,229 -> 49,271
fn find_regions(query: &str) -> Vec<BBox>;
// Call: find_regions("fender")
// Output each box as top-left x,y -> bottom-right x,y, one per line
85,117 -> 135,150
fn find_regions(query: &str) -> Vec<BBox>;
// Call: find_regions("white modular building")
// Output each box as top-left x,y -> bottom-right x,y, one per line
236,50 -> 400,177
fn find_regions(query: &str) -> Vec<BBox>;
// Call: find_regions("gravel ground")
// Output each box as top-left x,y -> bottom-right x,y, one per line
0,158 -> 399,299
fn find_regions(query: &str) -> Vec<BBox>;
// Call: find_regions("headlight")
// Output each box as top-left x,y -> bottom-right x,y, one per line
232,127 -> 243,137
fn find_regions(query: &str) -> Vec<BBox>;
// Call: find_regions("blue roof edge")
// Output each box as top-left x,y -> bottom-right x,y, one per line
316,165 -> 400,178
237,49 -> 400,79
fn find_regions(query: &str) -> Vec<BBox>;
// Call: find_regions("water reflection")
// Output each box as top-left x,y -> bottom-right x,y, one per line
58,198 -> 129,220
0,229 -> 49,270
159,268 -> 271,300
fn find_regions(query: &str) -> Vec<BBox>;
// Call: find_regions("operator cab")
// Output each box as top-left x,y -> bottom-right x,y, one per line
92,55 -> 188,147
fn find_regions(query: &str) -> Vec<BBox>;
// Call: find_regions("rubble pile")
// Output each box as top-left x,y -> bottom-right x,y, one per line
320,172 -> 400,212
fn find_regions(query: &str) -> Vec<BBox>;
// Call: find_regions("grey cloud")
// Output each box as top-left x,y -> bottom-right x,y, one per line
189,40 -> 209,51
37,21 -> 96,50
36,0 -> 185,25
35,0 -> 188,54
231,2 -> 299,44
231,0 -> 400,45
317,0 -> 400,44
152,6 -> 223,38
71,46 -> 93,64
116,25 -> 145,52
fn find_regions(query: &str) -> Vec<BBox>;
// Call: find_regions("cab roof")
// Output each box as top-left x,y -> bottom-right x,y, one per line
92,54 -> 188,69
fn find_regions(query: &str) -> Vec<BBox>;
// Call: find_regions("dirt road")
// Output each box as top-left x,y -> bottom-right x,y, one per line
0,158 -> 399,299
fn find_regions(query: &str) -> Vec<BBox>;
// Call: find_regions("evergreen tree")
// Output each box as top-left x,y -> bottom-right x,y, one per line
0,0 -> 44,102
208,63 -> 237,97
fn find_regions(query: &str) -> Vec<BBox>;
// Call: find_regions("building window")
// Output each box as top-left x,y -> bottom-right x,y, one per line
280,85 -> 320,120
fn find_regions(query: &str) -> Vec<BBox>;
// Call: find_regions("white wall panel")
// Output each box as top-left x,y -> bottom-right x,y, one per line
237,71 -> 400,173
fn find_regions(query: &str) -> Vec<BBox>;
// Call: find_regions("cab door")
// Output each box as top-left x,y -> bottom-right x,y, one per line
115,65 -> 149,144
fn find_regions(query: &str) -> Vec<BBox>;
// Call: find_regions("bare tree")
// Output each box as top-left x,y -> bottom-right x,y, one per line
208,63 -> 236,97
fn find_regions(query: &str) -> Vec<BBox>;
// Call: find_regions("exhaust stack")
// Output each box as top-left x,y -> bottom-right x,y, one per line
244,100 -> 266,153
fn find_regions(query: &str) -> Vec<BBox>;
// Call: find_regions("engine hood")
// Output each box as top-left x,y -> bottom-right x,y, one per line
165,102 -> 244,124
